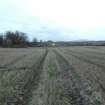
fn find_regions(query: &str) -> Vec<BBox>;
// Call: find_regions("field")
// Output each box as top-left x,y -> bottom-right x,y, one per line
0,46 -> 105,105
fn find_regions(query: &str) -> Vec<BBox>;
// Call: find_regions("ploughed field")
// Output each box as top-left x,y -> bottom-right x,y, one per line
0,46 -> 105,105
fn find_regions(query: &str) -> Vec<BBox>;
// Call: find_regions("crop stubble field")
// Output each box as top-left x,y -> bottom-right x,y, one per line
0,46 -> 105,105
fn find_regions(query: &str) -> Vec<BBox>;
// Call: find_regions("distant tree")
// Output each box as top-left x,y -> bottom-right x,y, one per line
0,35 -> 3,46
4,31 -> 29,47
4,31 -> 14,45
16,31 -> 28,44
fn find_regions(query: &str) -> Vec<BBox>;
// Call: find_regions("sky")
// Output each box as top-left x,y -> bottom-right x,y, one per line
0,0 -> 105,41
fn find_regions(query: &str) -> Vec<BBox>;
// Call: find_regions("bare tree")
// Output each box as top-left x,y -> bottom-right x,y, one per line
4,31 -> 29,47
0,35 -> 3,46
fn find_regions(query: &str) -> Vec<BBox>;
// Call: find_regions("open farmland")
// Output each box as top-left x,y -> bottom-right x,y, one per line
0,47 -> 105,105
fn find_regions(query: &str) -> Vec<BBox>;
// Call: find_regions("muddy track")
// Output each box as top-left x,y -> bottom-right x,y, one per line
54,50 -> 89,105
6,49 -> 48,105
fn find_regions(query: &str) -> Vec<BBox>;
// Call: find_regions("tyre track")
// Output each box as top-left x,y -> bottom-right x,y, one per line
6,49 -> 48,105
54,49 -> 105,105
54,50 -> 87,105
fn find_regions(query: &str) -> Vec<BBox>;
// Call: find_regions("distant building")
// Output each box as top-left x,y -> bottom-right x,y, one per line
47,41 -> 56,47
52,43 -> 56,46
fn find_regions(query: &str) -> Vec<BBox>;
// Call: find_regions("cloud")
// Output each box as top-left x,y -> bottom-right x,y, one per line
0,0 -> 105,41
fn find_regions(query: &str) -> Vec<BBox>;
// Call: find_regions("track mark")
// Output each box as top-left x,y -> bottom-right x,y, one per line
54,50 -> 87,105
6,49 -> 48,105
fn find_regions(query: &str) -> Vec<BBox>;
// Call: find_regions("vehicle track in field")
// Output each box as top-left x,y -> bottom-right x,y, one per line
4,48 -> 105,105
57,48 -> 105,103
54,49 -> 105,105
54,50 -> 90,105
6,49 -> 48,105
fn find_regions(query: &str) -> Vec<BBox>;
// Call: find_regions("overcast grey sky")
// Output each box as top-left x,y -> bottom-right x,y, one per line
0,0 -> 105,41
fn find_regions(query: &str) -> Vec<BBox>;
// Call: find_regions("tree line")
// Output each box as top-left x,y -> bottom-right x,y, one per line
0,31 -> 38,47
0,31 -> 55,47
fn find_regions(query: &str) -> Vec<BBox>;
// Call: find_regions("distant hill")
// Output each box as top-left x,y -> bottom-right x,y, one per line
55,41 -> 105,46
